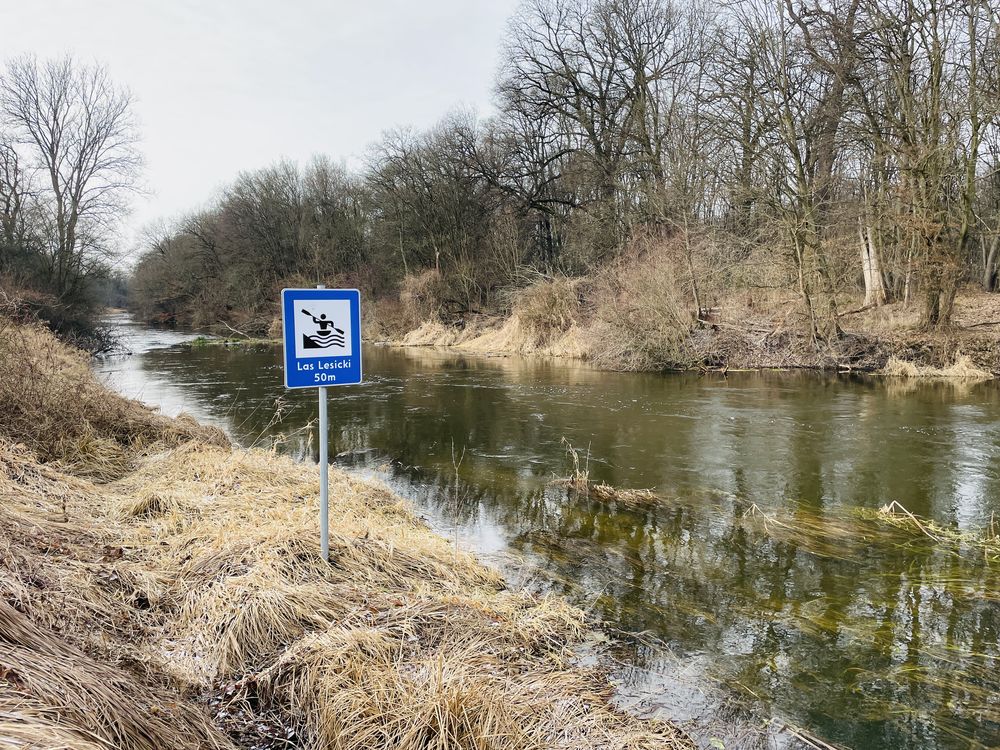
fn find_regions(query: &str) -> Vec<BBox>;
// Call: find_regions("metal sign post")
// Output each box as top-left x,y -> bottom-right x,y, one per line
281,286 -> 363,562
318,381 -> 329,560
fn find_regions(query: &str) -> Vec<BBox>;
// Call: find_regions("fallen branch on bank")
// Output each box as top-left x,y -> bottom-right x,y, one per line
220,320 -> 251,338
962,319 -> 1000,329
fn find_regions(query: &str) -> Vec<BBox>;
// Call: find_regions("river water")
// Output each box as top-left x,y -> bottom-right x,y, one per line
95,315 -> 1000,750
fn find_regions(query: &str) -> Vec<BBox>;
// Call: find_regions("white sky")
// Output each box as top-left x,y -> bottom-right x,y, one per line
0,0 -> 521,255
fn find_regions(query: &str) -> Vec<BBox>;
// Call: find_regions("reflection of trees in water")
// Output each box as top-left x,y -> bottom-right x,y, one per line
406,461 -> 1000,749
144,345 -> 1000,528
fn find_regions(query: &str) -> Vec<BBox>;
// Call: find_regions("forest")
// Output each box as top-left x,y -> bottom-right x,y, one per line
5,0 -> 1000,364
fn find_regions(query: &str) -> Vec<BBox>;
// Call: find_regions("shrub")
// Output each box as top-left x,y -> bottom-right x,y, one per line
400,270 -> 448,322
512,277 -> 582,336
364,297 -> 423,340
590,241 -> 695,370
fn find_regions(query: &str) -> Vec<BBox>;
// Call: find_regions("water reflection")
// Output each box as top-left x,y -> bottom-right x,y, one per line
94,322 -> 1000,750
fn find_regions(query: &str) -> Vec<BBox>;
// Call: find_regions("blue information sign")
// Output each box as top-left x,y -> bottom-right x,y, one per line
281,288 -> 362,389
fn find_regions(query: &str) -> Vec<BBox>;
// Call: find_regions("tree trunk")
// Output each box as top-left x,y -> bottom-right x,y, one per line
859,222 -> 888,306
983,235 -> 999,292
903,233 -> 916,305
924,287 -> 940,327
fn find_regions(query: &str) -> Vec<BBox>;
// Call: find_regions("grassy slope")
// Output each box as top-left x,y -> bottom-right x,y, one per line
0,317 -> 692,750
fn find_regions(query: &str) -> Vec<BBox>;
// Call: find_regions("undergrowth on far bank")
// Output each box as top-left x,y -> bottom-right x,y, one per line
370,256 -> 1000,377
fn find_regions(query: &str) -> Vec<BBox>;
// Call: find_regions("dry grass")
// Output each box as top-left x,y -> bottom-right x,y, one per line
0,600 -> 229,750
880,354 -> 992,379
0,313 -> 228,479
255,618 -> 683,750
0,696 -> 115,750
512,278 -> 583,340
0,440 -> 692,750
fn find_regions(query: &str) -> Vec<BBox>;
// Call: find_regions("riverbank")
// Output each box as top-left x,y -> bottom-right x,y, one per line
134,274 -> 1000,378
369,286 -> 1000,378
0,318 -> 692,749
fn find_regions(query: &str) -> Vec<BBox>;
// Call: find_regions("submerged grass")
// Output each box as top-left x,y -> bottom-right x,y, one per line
551,477 -> 660,510
867,501 -> 1000,561
739,499 -> 1000,563
553,439 -> 659,509
185,335 -> 276,349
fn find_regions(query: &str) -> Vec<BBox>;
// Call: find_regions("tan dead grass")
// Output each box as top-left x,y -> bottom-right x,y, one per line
0,599 -> 230,750
1,429 -> 691,749
0,314 -> 228,479
42,442 -> 691,748
402,318 -> 475,347
880,354 -> 992,379
0,696 -> 116,750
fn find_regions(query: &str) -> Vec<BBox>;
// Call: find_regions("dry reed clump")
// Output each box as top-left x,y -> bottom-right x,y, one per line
880,354 -> 993,379
0,600 -> 231,750
512,278 -> 583,341
0,441 -> 233,750
550,477 -> 660,510
0,316 -> 229,479
587,483 -> 658,508
552,440 -> 659,510
401,269 -> 449,322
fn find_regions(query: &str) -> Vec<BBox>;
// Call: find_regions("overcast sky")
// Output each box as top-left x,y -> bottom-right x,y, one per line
0,0 -> 521,253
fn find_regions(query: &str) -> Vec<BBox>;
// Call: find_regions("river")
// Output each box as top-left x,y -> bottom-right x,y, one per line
95,314 -> 1000,750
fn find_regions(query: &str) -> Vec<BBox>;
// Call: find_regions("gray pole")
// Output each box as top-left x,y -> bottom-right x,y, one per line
317,284 -> 329,562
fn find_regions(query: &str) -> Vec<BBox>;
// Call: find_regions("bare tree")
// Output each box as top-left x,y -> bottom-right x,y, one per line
0,134 -> 37,276
0,55 -> 140,304
124,0 -> 1000,346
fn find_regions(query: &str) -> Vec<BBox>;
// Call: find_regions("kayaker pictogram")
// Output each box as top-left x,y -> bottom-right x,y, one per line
301,308 -> 345,349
